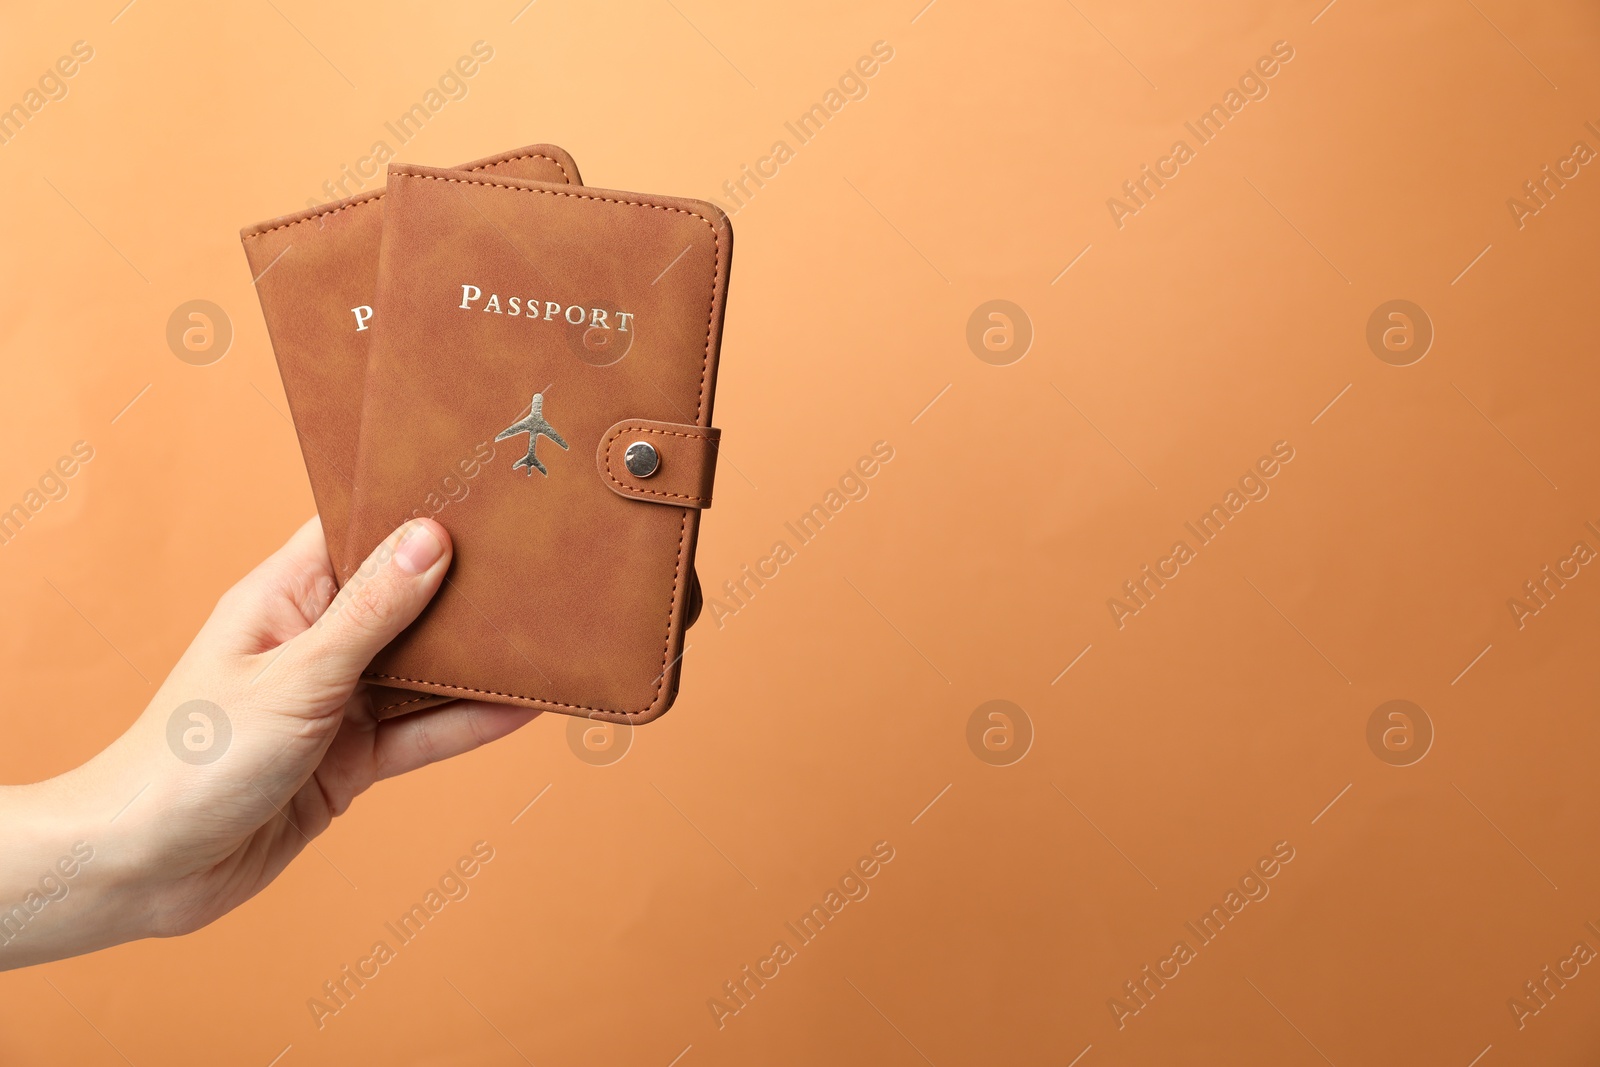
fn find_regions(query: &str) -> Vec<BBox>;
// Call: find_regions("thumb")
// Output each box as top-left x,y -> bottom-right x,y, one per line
280,518 -> 452,703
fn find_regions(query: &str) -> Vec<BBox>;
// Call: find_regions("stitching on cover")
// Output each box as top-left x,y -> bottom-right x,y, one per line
600,423 -> 712,503
240,153 -> 572,242
241,190 -> 384,241
396,172 -> 721,229
368,671 -> 662,713
368,168 -> 724,717
374,693 -> 436,713
468,151 -> 574,184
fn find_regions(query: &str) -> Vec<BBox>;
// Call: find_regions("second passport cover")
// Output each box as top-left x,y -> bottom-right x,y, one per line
345,163 -> 733,724
240,144 -> 581,718
239,145 -> 581,576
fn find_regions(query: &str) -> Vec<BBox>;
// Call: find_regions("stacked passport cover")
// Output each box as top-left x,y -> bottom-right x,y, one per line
240,145 -> 732,724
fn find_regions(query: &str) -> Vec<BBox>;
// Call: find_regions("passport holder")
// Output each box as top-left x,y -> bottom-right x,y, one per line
240,145 -> 582,718
239,145 -> 581,575
343,163 -> 733,724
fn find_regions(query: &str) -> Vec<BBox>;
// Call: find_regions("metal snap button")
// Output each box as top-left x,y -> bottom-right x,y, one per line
624,441 -> 660,478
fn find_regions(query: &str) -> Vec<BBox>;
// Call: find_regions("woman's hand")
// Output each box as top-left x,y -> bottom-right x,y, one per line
0,517 -> 537,969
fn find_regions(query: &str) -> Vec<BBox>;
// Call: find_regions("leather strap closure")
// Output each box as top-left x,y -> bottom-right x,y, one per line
596,419 -> 720,509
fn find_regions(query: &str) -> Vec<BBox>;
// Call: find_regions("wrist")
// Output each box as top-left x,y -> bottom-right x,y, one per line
0,760 -> 160,968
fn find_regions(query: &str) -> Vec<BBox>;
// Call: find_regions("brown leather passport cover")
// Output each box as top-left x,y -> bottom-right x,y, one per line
239,146 -> 580,718
344,162 -> 733,724
239,145 -> 582,575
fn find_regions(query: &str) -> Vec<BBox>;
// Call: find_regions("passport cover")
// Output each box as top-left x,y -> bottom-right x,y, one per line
240,145 -> 582,718
344,162 -> 733,724
239,144 -> 582,576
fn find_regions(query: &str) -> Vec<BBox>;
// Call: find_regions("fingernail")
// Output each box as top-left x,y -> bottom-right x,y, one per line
394,522 -> 443,575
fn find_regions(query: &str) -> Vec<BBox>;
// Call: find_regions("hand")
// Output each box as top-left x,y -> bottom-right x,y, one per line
0,517 -> 538,969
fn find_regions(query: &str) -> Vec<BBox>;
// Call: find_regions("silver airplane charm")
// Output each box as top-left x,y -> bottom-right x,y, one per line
495,393 -> 569,476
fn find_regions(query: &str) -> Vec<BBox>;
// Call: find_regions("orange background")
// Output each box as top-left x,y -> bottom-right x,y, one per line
2,1 -> 1599,1063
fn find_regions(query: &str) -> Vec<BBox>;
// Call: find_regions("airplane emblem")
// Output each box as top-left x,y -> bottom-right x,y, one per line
495,392 -> 569,476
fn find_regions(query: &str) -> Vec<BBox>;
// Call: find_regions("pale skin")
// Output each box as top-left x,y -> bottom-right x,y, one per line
0,517 -> 537,969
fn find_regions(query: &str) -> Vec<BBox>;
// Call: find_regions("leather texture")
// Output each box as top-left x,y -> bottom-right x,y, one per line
597,419 -> 720,509
239,145 -> 582,572
343,163 -> 732,724
240,145 -> 581,718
